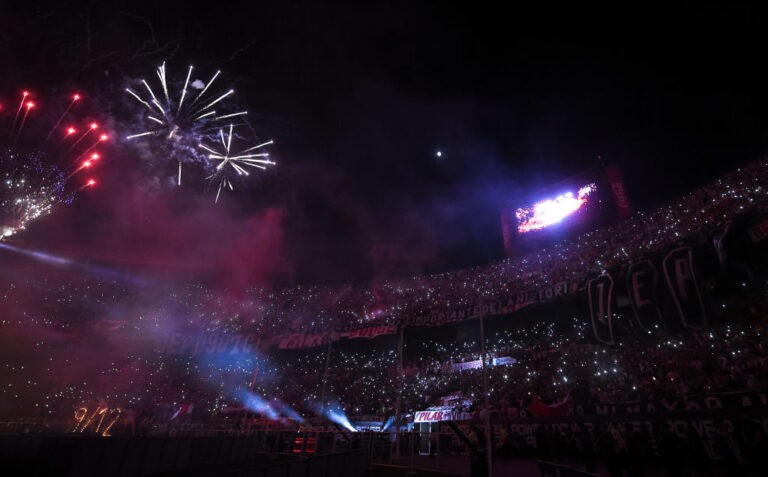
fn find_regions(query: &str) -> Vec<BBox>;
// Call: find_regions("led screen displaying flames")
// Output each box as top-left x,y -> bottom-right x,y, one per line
516,183 -> 597,234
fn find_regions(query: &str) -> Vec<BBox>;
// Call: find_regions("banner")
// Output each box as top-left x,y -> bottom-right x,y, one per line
500,207 -> 515,258
447,359 -> 483,372
441,356 -> 517,373
444,391 -> 768,462
591,391 -> 767,416
748,218 -> 768,243
604,163 -> 632,220
527,396 -> 573,418
626,260 -> 662,333
414,407 -> 458,423
440,393 -> 463,405
588,274 -> 614,345
158,332 -> 262,355
343,325 -> 397,339
492,356 -> 517,366
663,247 -> 707,329
277,332 -> 334,349
418,281 -> 570,326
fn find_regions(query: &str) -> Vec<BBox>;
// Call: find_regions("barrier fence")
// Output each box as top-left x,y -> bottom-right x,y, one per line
3,414 -> 767,476
0,432 -> 372,476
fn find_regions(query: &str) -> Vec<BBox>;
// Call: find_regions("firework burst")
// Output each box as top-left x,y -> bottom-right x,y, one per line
125,62 -> 248,186
0,148 -> 68,239
1,89 -> 102,240
199,124 -> 274,203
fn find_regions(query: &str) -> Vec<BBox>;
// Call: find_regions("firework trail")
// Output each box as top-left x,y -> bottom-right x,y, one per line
10,90 -> 30,136
13,99 -> 35,145
199,124 -> 274,203
1,89 -> 102,240
39,93 -> 81,149
125,62 -> 248,186
65,122 -> 100,153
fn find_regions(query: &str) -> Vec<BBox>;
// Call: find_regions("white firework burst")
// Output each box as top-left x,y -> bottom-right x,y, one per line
125,61 -> 248,185
199,125 -> 274,203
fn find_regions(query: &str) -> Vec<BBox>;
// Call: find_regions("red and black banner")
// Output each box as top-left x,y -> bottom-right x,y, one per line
344,325 -> 397,339
500,207 -> 516,258
588,274 -> 614,345
626,260 -> 663,333
604,163 -> 632,220
663,247 -> 707,329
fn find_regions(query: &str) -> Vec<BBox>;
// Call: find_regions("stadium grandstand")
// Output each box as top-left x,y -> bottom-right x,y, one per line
1,159 -> 767,476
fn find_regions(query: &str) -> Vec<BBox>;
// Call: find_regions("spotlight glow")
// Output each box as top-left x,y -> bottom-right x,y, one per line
516,183 -> 597,233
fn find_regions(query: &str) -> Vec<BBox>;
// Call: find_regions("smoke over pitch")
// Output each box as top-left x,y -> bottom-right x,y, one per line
23,180 -> 291,289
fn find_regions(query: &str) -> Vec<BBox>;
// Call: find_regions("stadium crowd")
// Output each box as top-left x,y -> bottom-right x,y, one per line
0,159 -> 766,475
3,160 -> 766,338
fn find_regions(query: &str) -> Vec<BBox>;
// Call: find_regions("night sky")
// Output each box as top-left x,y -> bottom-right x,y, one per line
1,2 -> 767,285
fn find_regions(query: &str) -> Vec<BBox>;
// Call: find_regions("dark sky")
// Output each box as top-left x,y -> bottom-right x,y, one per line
1,2 -> 767,285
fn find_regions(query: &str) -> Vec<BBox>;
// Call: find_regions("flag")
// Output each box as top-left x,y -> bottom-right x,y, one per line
171,403 -> 193,420
588,273 -> 615,345
626,260 -> 663,333
663,247 -> 707,329
527,394 -> 573,418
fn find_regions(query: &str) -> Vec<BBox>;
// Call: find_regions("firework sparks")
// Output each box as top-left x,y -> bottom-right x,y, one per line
1,89 -> 104,240
126,62 -> 248,186
0,148 -> 69,239
199,124 -> 274,202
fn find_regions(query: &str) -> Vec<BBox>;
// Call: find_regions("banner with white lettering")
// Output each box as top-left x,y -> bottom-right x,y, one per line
492,356 -> 517,366
589,391 -> 768,416
443,391 -> 768,462
418,281 -> 570,327
343,325 -> 397,339
414,407 -> 457,423
447,359 -> 483,372
277,333 -> 334,350
441,357 -> 517,373
588,274 -> 614,345
663,247 -> 707,329
158,333 -> 262,355
626,260 -> 662,333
